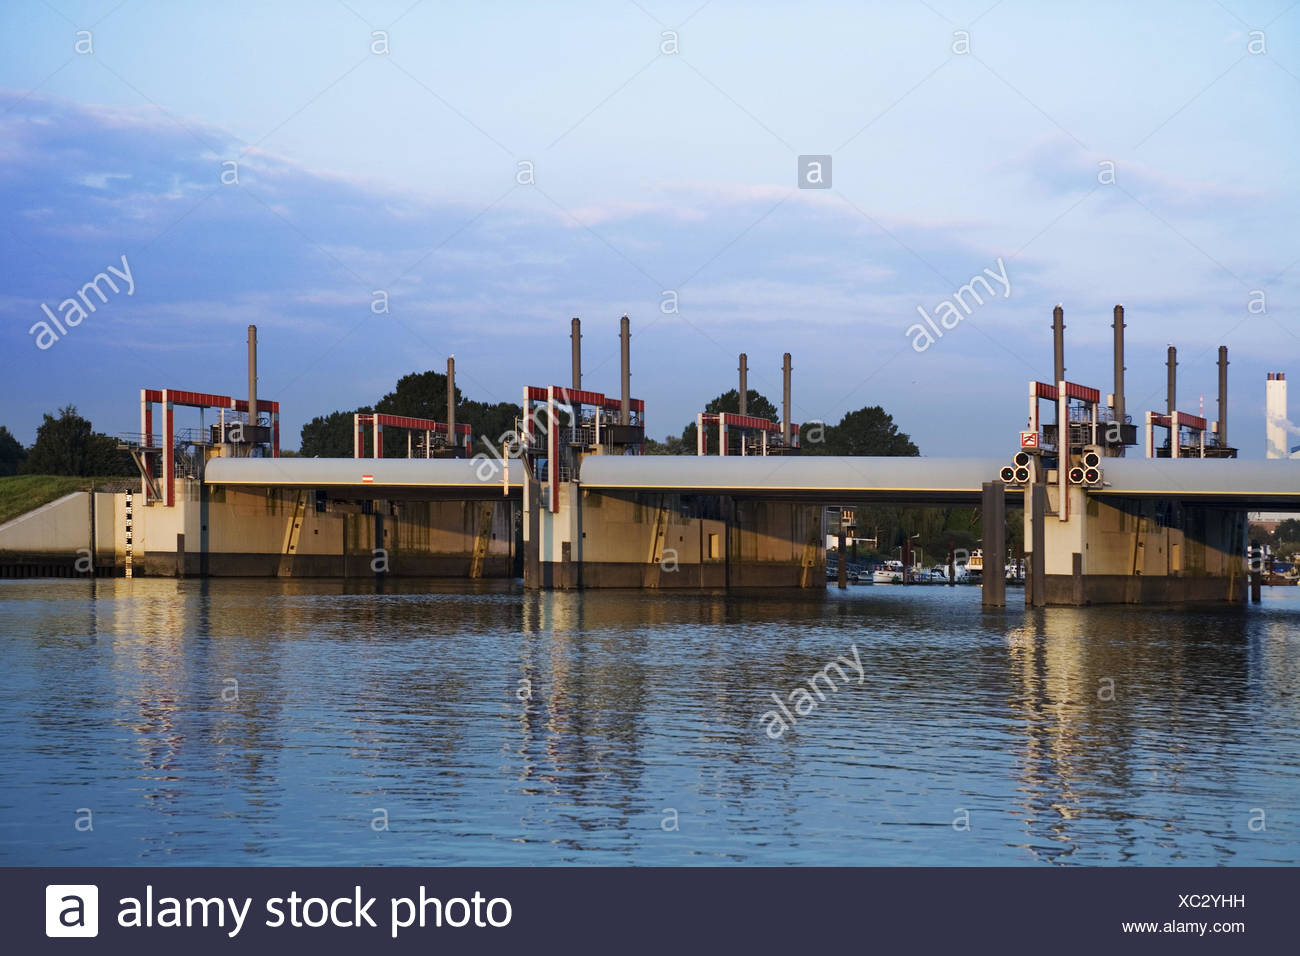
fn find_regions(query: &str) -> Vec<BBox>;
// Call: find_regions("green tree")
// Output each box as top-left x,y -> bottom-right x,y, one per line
1274,518 -> 1300,542
645,434 -> 689,455
375,370 -> 461,421
679,388 -> 779,453
299,370 -> 522,458
375,371 -> 520,455
20,406 -> 133,476
1272,519 -> 1300,560
459,399 -> 522,450
300,408 -> 369,458
809,405 -> 919,457
0,425 -> 26,476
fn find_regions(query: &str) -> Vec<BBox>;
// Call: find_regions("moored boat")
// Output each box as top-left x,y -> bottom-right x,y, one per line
873,560 -> 905,584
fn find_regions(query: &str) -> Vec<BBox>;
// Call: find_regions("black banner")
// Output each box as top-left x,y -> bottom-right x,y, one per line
6,867 -> 1291,953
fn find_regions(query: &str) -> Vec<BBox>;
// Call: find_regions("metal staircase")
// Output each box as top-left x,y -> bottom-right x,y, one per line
469,501 -> 495,578
277,491 -> 307,577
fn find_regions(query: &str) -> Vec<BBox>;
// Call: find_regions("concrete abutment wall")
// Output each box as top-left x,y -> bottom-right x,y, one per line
3,480 -> 517,578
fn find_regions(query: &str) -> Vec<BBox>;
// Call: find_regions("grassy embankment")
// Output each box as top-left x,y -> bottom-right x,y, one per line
0,475 -> 99,526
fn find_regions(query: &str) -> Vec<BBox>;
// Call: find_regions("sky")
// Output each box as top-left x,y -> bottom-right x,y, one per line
1,0 -> 1297,455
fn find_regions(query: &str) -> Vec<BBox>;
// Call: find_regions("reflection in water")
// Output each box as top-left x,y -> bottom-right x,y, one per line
1006,605 -> 1284,865
0,577 -> 1296,865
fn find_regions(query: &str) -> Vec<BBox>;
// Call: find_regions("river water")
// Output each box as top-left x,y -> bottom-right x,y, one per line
1,577 -> 1296,866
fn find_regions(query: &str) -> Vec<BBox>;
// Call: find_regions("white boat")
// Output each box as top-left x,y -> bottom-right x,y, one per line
966,549 -> 983,582
873,560 -> 905,584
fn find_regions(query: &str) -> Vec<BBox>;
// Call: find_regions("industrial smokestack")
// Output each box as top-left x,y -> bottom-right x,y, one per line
1052,305 -> 1065,385
446,356 -> 456,454
1112,305 -> 1125,427
247,324 -> 258,432
782,352 -> 792,445
620,315 -> 631,426
738,353 -> 748,416
1217,346 -> 1229,448
570,317 -> 581,390
1266,372 -> 1288,459
1166,346 -> 1177,418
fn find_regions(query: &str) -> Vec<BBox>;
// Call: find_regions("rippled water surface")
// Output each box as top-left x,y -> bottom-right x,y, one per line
1,577 -> 1297,865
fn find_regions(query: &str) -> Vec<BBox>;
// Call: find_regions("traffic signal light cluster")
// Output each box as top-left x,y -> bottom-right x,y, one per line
998,452 -> 1033,487
999,449 -> 1104,488
1068,449 -> 1103,487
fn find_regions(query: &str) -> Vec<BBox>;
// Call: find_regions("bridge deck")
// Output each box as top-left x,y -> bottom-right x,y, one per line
579,455 -> 1300,508
203,455 -> 1300,509
204,457 -> 520,499
1089,458 -> 1300,508
578,456 -> 1008,504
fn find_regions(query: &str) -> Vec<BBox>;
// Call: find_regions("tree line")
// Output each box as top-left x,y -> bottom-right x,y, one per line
299,371 -> 520,457
0,407 -> 135,478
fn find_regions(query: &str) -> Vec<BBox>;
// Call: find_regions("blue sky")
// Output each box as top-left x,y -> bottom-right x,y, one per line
1,0 -> 1297,454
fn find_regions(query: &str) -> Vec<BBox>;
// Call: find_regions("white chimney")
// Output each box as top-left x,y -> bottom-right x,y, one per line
1265,372 -> 1287,458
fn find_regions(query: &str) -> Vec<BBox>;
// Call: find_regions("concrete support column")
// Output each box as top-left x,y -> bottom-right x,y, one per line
837,526 -> 847,589
162,391 -> 174,507
141,392 -> 153,499
1028,484 -> 1046,607
1057,381 -> 1069,521
982,481 -> 1006,607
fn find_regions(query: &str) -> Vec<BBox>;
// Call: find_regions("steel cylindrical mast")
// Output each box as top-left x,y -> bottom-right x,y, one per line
446,356 -> 456,454
782,352 -> 792,445
738,353 -> 748,416
620,315 -> 631,426
1112,305 -> 1125,427
1166,346 -> 1177,417
1217,346 -> 1229,448
570,317 -> 581,390
1052,305 -> 1065,386
247,324 -> 258,430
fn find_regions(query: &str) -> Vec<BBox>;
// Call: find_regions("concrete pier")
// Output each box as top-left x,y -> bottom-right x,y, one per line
1023,481 -> 1247,605
524,484 -> 822,590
